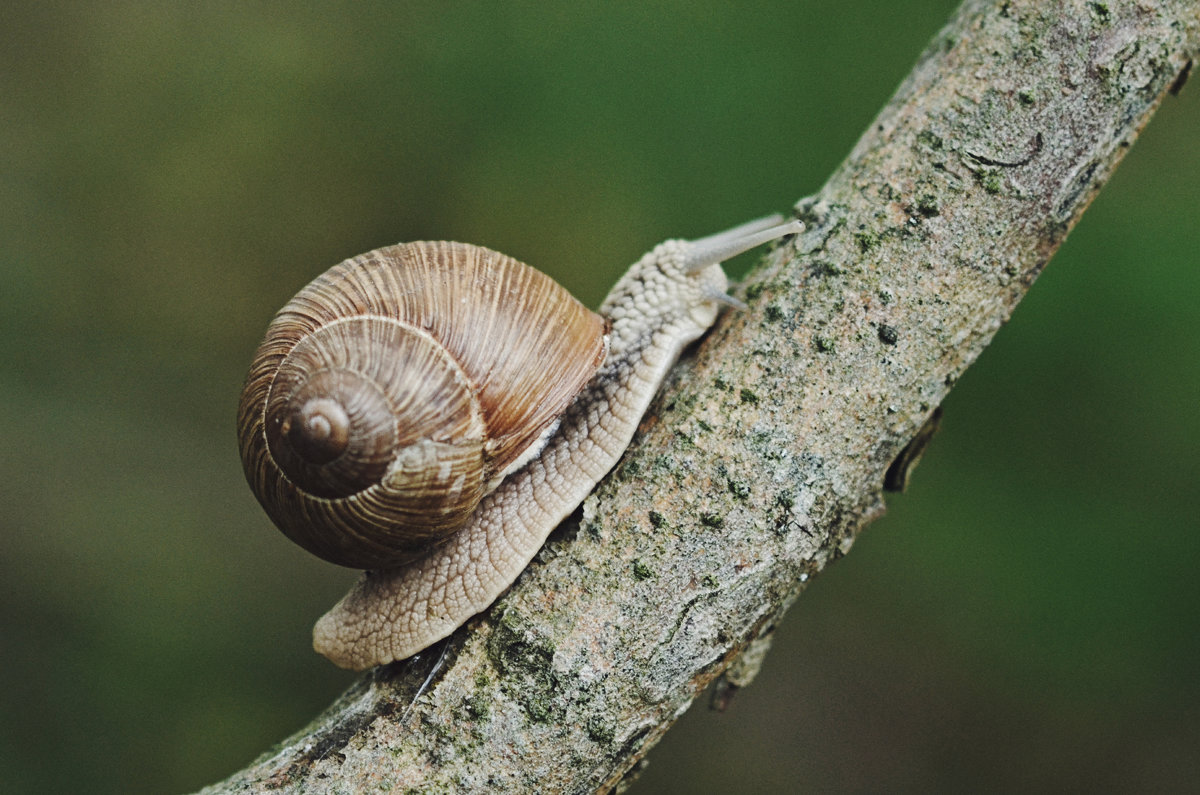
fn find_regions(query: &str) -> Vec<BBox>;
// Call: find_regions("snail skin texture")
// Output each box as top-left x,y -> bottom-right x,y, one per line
239,214 -> 803,669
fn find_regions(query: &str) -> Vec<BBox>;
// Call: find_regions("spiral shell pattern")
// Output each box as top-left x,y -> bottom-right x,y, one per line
238,241 -> 607,569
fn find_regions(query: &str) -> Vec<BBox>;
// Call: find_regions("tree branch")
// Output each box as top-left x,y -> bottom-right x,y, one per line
200,1 -> 1199,792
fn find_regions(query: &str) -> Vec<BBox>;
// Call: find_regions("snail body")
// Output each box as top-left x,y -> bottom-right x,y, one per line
239,214 -> 802,669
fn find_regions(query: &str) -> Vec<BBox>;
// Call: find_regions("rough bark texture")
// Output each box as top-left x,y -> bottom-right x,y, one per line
200,1 -> 1199,792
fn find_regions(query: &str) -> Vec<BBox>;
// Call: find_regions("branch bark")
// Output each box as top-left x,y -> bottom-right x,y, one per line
200,1 -> 1199,792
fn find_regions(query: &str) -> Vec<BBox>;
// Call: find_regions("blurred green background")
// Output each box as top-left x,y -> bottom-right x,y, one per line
2,2 -> 1197,792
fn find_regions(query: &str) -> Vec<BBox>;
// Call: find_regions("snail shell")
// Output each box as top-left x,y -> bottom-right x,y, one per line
239,215 -> 803,669
238,241 -> 607,569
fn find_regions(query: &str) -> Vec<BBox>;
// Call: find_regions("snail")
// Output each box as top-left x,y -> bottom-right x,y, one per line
238,214 -> 803,670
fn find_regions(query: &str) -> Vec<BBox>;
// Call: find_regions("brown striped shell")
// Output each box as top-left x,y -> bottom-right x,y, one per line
238,241 -> 608,569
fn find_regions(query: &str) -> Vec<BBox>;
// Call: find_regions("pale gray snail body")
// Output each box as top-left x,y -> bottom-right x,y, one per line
238,214 -> 802,669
